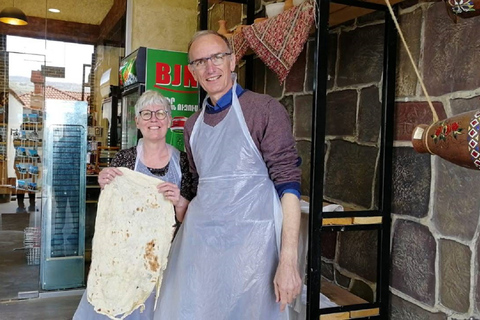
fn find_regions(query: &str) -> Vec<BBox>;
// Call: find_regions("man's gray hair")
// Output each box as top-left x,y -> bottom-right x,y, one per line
135,90 -> 172,115
187,30 -> 232,61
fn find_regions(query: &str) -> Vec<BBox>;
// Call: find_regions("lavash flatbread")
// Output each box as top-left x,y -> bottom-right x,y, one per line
87,167 -> 175,319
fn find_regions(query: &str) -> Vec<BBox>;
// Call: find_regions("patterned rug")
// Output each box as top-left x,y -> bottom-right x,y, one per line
241,0 -> 315,83
1,213 -> 30,231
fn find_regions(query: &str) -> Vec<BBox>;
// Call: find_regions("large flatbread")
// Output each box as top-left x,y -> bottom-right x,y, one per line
87,167 -> 175,319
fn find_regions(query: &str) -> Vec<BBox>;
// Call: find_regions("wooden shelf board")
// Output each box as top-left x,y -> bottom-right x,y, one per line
352,216 -> 382,224
13,141 -> 42,147
86,200 -> 98,204
320,312 -> 350,320
350,308 -> 380,318
21,123 -> 42,128
321,280 -> 368,306
323,217 -> 353,225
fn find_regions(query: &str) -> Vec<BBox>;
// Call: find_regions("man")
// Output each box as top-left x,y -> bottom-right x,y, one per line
155,30 -> 302,320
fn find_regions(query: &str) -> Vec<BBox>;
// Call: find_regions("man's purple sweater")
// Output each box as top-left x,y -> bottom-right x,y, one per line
183,89 -> 301,198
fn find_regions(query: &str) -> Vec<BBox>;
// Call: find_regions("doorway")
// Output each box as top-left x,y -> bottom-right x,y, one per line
0,36 -> 93,301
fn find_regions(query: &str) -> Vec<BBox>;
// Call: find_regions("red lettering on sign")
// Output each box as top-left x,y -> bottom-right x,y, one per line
156,62 -> 171,85
183,67 -> 198,88
172,65 -> 181,87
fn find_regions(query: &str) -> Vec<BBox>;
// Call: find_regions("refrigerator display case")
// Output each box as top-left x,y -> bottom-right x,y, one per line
119,48 -> 146,149
119,47 -> 199,151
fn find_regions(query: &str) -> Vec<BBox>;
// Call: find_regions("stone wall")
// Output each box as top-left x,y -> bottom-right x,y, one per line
391,2 -> 480,319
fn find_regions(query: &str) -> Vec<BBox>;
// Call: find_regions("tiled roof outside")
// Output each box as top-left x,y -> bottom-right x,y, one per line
16,86 -> 89,110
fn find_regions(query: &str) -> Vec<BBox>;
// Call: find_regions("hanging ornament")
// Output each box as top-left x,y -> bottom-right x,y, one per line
412,109 -> 480,170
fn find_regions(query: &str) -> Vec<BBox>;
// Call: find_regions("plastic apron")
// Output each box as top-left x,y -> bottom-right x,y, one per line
155,77 -> 286,320
73,140 -> 181,320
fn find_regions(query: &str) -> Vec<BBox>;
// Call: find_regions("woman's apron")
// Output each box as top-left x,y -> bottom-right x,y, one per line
73,140 -> 181,320
155,78 -> 286,320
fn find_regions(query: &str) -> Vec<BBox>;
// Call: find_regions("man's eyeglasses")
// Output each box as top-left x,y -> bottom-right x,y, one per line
189,52 -> 232,69
138,109 -> 169,121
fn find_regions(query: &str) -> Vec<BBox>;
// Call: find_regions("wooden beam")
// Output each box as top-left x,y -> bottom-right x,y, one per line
0,16 -> 99,44
98,0 -> 126,46
329,0 -> 405,26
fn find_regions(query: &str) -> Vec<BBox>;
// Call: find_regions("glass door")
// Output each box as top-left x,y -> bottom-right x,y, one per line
0,51 -> 45,301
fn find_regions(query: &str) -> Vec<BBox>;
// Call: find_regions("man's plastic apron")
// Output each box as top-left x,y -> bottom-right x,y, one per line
155,78 -> 286,320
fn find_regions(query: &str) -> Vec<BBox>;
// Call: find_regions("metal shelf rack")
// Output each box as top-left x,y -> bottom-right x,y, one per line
307,0 -> 398,318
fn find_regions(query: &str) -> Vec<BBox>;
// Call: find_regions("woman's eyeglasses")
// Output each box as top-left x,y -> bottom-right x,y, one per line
189,52 -> 232,70
138,109 -> 169,120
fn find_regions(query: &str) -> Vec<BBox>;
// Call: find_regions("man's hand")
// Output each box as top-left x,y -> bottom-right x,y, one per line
273,257 -> 302,312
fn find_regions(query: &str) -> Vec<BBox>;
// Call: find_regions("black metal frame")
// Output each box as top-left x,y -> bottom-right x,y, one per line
307,0 -> 398,319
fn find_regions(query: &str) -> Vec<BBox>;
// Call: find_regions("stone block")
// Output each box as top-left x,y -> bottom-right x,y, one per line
224,2 -> 243,28
439,239 -> 470,313
423,2 -> 480,96
390,294 -> 447,320
337,24 -> 384,87
451,96 -> 480,115
391,219 -> 436,306
335,270 -> 351,289
433,157 -> 480,241
325,140 -> 377,208
294,94 -> 313,140
306,34 -> 337,92
321,231 -> 337,260
321,261 -> 334,281
394,101 -> 446,141
280,95 -> 294,127
266,66 -> 284,98
252,57 -> 265,94
209,3 -> 225,31
236,63 -> 246,88
326,90 -> 357,136
357,10 -> 385,25
296,140 -> 311,196
358,86 -> 381,143
285,44 -> 307,93
396,7 -> 423,97
350,279 -> 374,303
392,147 -> 430,218
337,230 -> 377,282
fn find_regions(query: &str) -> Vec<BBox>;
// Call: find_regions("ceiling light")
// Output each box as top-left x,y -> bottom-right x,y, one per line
0,5 -> 28,26
48,8 -> 60,13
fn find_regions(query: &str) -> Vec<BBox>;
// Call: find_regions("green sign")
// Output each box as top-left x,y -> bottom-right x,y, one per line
145,48 -> 199,151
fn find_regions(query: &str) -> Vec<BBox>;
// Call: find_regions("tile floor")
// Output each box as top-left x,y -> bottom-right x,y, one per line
0,195 -> 82,319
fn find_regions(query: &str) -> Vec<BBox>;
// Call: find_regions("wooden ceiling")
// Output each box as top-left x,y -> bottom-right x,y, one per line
0,0 -> 124,45
329,0 -> 405,26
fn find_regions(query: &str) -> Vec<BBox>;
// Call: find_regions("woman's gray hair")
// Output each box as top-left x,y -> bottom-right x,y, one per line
187,30 -> 232,61
134,90 -> 172,115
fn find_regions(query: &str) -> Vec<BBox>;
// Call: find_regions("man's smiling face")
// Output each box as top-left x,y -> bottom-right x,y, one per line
188,34 -> 236,105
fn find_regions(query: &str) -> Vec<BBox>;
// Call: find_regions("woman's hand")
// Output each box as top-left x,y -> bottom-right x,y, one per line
157,182 -> 189,222
157,182 -> 181,206
98,167 -> 123,189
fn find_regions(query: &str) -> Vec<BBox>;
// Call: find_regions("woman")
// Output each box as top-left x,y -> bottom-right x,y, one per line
73,90 -> 196,320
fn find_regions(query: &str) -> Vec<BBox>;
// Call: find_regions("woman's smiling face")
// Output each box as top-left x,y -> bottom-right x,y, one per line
135,104 -> 170,142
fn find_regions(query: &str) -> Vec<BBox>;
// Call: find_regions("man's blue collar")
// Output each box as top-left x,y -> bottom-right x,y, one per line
205,85 -> 245,114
